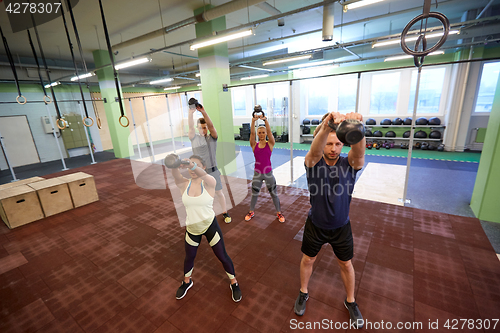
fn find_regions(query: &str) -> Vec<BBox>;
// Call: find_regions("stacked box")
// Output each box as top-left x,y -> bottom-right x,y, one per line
0,176 -> 45,190
57,172 -> 99,208
0,185 -> 44,229
28,179 -> 74,217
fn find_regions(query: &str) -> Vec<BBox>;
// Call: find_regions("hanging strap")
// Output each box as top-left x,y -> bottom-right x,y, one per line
27,30 -> 52,104
29,8 -> 67,129
98,0 -> 129,127
0,25 -> 26,104
65,0 -> 101,129
59,0 -> 93,127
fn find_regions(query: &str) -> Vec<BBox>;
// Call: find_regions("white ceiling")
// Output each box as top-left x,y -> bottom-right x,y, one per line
0,0 -> 498,88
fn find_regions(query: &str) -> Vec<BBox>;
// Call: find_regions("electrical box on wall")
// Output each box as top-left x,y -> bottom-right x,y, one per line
41,116 -> 59,134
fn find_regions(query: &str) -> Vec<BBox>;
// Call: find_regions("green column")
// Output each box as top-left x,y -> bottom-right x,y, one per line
194,6 -> 236,174
92,50 -> 133,158
470,69 -> 500,223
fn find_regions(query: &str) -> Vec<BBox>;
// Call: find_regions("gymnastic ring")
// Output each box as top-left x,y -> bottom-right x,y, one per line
401,12 -> 450,57
43,95 -> 52,104
96,117 -> 102,129
16,95 -> 27,105
413,35 -> 427,68
83,117 -> 94,127
119,115 -> 129,127
56,118 -> 68,130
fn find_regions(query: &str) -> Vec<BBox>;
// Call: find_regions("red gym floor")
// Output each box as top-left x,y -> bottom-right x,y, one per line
0,158 -> 499,333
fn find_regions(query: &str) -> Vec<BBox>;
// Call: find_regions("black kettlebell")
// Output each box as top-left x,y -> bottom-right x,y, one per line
252,105 -> 266,118
329,119 -> 366,145
164,154 -> 190,169
188,98 -> 203,109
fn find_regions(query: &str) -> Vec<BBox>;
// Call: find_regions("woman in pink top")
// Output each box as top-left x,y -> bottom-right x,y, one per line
245,108 -> 285,223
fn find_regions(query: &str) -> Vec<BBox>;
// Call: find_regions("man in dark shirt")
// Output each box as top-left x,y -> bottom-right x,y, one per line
294,111 -> 366,329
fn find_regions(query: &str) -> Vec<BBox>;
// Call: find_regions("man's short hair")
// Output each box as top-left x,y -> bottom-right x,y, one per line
197,118 -> 206,126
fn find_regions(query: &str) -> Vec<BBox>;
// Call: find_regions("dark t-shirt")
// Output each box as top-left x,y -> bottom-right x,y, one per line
305,156 -> 360,230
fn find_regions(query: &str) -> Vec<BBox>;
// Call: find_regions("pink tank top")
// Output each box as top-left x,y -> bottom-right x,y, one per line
254,142 -> 272,174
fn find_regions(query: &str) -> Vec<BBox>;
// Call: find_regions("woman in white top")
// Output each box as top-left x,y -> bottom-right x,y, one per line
171,154 -> 241,302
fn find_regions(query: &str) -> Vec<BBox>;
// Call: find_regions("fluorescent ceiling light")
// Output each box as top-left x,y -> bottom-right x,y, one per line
190,29 -> 253,50
197,83 -> 202,86
263,55 -> 312,66
238,65 -> 274,72
150,78 -> 173,85
240,74 -> 269,81
373,30 -> 459,48
288,59 -> 335,69
344,0 -> 385,11
114,57 -> 150,70
195,73 -> 201,77
384,51 -> 444,62
70,72 -> 94,81
164,86 -> 181,91
44,81 -> 60,88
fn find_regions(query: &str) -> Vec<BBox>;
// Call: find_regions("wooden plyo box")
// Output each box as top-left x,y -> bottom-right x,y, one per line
28,179 -> 74,217
0,176 -> 45,190
57,172 -> 99,208
0,185 -> 44,229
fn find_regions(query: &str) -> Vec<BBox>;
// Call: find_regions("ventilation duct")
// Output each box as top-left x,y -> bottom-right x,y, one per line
322,3 -> 335,41
113,0 -> 268,50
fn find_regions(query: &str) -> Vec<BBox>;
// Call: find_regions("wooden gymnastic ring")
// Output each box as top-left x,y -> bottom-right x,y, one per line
43,95 -> 52,104
83,117 -> 94,127
56,118 -> 68,130
119,115 -> 129,127
96,117 -> 102,129
16,95 -> 27,105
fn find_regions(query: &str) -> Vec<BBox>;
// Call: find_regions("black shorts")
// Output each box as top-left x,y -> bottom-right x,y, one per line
301,217 -> 354,261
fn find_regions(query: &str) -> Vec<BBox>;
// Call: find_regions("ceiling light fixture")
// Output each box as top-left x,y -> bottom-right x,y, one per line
238,65 -> 274,72
263,54 -> 312,66
70,72 -> 94,81
288,59 -> 335,69
372,30 -> 459,48
197,83 -> 202,86
164,86 -> 181,91
114,57 -> 150,70
195,73 -> 201,77
384,51 -> 444,62
44,81 -> 60,88
343,0 -> 386,12
240,74 -> 269,81
190,29 -> 253,50
150,78 -> 173,85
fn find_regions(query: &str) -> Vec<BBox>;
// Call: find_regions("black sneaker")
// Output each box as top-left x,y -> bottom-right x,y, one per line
344,299 -> 363,329
294,290 -> 309,316
230,282 -> 242,302
175,279 -> 193,299
223,212 -> 232,224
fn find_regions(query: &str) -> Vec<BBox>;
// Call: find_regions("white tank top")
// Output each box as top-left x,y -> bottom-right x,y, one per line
182,180 -> 215,235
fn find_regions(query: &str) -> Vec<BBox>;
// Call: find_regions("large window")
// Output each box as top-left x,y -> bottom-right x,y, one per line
256,82 -> 289,117
338,75 -> 358,113
307,77 -> 332,116
231,87 -> 247,116
408,67 -> 446,114
370,72 -> 400,114
474,61 -> 500,113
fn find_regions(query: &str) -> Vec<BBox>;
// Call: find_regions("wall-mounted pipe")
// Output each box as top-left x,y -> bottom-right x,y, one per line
322,2 -> 335,41
112,0 -> 268,50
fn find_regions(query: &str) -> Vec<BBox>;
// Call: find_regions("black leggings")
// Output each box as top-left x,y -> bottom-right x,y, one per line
184,217 -> 235,279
